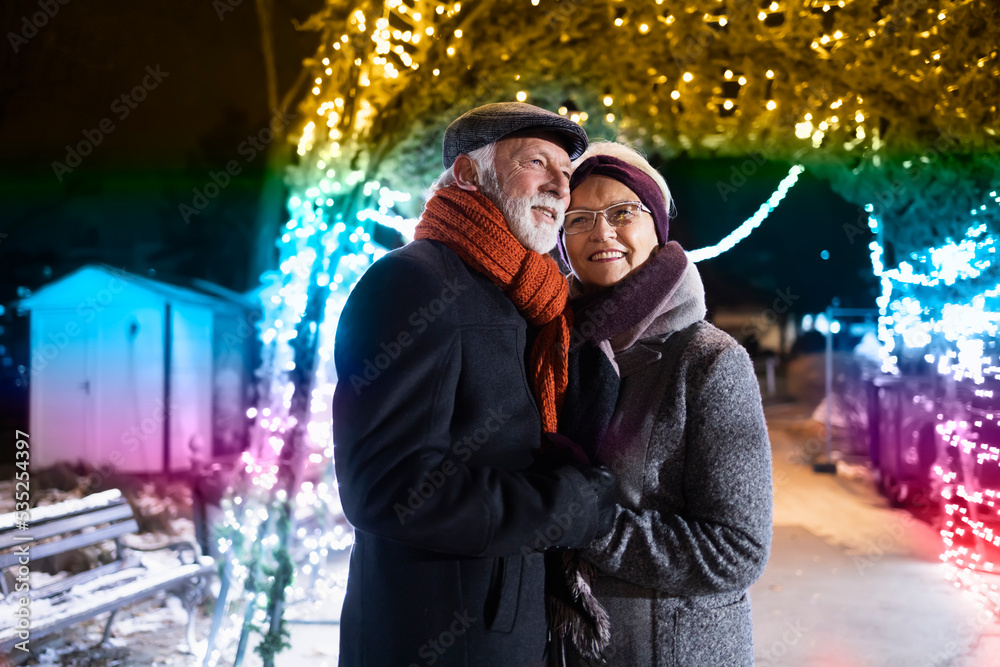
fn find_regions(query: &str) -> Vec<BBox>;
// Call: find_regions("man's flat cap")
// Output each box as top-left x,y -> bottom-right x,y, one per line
442,102 -> 589,168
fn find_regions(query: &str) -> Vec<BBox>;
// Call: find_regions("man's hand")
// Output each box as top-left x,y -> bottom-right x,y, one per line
578,465 -> 617,539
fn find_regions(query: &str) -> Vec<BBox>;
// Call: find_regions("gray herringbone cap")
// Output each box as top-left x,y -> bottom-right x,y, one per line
442,102 -> 589,168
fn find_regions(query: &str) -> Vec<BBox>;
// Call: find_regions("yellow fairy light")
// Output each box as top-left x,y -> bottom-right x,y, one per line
455,29 -> 463,38
436,6 -> 444,14
718,17 -> 727,27
738,76 -> 747,85
606,113 -> 615,122
831,99 -> 842,108
516,91 -> 528,102
603,95 -> 613,106
376,18 -> 388,29
683,72 -> 693,82
426,26 -> 434,35
804,112 -> 812,120
671,90 -> 680,100
322,58 -> 329,65
558,106 -> 568,115
666,15 -> 675,24
446,46 -> 455,56
614,18 -> 624,26
639,24 -> 650,34
855,111 -> 864,122
315,77 -> 322,84
758,11 -> 766,20
769,1 -> 778,9
412,12 -> 421,20
325,68 -> 332,75
766,70 -> 774,78
766,100 -> 777,110
723,100 -> 734,110
531,0 -> 539,5
820,35 -> 830,44
570,113 -> 580,122
724,70 -> 733,79
433,68 -> 440,76
312,86 -> 320,95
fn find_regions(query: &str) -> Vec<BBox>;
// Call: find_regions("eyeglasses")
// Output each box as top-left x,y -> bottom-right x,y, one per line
562,201 -> 650,235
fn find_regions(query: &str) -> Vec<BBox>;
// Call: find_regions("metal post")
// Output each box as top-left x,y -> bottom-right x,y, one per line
815,306 -> 837,473
825,307 -> 833,459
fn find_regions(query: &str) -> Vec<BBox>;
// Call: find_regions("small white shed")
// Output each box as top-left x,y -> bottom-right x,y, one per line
19,265 -> 256,474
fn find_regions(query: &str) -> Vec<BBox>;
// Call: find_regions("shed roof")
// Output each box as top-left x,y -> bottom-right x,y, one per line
18,264 -> 257,313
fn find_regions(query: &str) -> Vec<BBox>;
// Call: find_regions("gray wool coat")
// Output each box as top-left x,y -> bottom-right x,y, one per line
573,262 -> 773,666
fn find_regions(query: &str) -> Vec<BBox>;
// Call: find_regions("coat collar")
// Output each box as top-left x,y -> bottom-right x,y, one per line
615,341 -> 663,377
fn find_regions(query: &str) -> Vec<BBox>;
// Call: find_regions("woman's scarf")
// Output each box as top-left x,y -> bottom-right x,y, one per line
570,241 -> 692,357
415,185 -> 573,434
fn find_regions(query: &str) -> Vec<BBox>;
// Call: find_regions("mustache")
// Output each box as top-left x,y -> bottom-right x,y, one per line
519,193 -> 566,224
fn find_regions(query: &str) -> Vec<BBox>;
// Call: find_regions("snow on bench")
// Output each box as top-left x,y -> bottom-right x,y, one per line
0,489 -> 216,657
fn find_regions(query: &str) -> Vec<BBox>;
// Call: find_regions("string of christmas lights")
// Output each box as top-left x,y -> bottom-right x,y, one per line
686,165 -> 804,263
867,191 -> 1000,620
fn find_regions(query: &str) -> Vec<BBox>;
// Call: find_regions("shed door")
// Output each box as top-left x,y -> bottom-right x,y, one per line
31,311 -> 95,468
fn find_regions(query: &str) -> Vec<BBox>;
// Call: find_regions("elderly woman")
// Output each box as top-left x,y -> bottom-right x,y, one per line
551,142 -> 773,666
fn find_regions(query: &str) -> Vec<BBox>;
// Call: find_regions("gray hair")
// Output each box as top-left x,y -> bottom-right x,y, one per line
572,140 -> 675,218
426,142 -> 498,198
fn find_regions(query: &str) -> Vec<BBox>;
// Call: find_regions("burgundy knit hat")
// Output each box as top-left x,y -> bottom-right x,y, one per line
557,154 -> 670,265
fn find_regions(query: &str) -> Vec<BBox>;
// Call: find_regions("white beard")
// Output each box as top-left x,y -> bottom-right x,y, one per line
481,176 -> 565,254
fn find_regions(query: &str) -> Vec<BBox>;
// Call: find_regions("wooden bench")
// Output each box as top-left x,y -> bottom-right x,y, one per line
0,489 -> 216,658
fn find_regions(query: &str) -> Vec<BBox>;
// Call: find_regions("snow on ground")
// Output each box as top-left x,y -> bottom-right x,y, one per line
754,402 -> 1000,667
767,403 -> 942,560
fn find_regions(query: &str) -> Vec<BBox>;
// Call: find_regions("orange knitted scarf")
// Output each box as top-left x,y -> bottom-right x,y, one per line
415,185 -> 572,433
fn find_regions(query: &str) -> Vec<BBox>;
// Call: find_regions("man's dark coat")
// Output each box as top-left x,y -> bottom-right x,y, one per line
333,239 -> 608,666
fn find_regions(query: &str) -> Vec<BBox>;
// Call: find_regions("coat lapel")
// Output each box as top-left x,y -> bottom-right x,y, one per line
615,343 -> 662,377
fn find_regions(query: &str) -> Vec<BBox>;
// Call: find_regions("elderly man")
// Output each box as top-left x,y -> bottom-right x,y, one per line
333,102 -> 617,666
